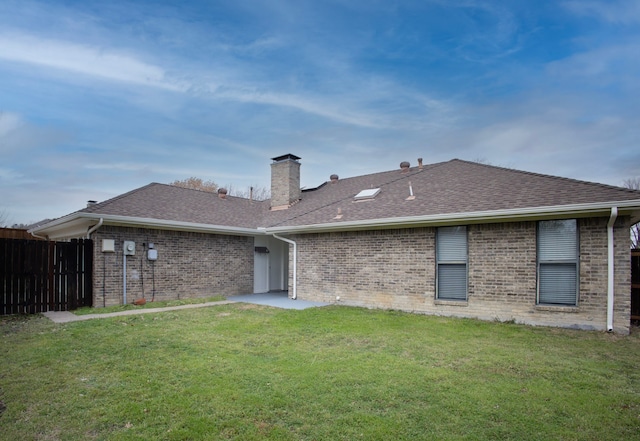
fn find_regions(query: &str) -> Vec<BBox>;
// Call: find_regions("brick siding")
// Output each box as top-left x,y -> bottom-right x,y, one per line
92,226 -> 253,307
290,216 -> 632,333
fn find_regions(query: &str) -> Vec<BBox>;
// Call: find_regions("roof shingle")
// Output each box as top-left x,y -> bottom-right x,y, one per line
70,159 -> 640,231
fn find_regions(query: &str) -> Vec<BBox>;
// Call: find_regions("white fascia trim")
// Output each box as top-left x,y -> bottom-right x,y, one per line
30,212 -> 261,238
264,200 -> 640,234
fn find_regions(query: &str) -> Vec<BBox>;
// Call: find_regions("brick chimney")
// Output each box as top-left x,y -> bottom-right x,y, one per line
270,154 -> 301,210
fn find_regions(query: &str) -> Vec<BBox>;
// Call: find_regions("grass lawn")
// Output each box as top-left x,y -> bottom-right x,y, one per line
1,305 -> 639,440
72,296 -> 227,315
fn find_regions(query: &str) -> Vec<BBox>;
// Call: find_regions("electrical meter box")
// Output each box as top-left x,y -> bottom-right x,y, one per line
148,249 -> 158,261
124,241 -> 136,256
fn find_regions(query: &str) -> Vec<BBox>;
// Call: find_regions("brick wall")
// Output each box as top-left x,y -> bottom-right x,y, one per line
270,158 -> 301,208
92,226 -> 254,307
291,216 -> 632,333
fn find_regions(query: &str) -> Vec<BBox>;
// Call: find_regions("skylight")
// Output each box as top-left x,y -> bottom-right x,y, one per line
354,188 -> 380,200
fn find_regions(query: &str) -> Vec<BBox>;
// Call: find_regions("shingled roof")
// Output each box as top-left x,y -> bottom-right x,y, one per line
30,158 -> 640,239
263,159 -> 640,230
81,183 -> 267,229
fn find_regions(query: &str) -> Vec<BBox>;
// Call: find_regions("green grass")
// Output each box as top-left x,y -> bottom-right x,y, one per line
72,295 -> 227,315
1,305 -> 639,440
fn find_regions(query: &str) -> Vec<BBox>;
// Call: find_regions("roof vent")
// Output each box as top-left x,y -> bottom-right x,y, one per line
418,158 -> 423,170
354,188 -> 380,201
400,161 -> 410,172
87,200 -> 97,207
330,174 -> 339,183
217,188 -> 228,199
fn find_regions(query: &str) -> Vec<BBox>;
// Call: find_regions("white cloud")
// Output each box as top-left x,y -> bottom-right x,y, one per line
547,42 -> 640,76
563,0 -> 640,24
0,112 -> 69,155
0,112 -> 22,137
0,32 -> 189,91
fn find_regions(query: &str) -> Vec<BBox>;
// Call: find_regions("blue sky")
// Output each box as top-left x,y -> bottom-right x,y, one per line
1,0 -> 639,225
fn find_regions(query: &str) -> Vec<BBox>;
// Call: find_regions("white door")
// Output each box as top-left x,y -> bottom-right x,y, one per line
254,251 -> 269,293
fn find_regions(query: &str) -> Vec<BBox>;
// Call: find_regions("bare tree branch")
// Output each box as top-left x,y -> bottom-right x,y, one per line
169,177 -> 218,193
0,209 -> 10,228
622,177 -> 640,249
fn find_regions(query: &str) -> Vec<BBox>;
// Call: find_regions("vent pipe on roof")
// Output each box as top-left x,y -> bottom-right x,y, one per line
330,174 -> 339,183
418,158 -> 423,170
400,161 -> 410,172
217,188 -> 228,199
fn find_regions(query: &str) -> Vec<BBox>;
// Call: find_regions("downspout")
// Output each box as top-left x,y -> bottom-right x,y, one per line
607,207 -> 618,332
271,233 -> 297,300
86,218 -> 104,239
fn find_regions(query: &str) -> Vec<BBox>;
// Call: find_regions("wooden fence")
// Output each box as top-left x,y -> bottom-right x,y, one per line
0,228 -> 44,240
0,239 -> 93,314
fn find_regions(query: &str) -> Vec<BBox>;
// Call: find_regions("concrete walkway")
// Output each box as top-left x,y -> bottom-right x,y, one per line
227,293 -> 330,310
42,293 -> 330,324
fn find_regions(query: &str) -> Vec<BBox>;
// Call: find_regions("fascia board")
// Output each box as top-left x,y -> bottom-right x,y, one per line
264,200 -> 640,234
98,214 -> 260,236
31,212 -> 261,238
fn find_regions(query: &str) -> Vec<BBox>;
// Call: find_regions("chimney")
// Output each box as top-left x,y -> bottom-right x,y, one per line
217,188 -> 228,199
270,154 -> 301,209
330,174 -> 339,183
400,161 -> 410,173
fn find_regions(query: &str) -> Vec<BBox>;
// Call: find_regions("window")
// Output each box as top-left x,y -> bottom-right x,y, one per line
537,219 -> 578,306
436,226 -> 467,300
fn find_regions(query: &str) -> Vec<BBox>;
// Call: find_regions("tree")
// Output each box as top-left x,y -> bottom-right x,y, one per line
0,209 -> 10,228
169,178 -> 270,201
224,184 -> 270,201
623,177 -> 640,249
169,177 -> 218,193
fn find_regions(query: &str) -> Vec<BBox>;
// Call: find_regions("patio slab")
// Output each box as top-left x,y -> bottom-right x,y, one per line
227,292 -> 330,310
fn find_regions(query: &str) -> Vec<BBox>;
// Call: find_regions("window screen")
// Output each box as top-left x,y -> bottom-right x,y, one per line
538,220 -> 578,305
437,226 -> 467,300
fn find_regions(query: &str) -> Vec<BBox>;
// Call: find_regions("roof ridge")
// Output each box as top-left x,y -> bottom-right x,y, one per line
453,159 -> 640,195
82,183 -> 160,213
304,159 -> 451,188
149,182 -> 260,202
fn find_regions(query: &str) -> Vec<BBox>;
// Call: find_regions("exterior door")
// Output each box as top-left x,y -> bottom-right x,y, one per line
254,250 -> 269,293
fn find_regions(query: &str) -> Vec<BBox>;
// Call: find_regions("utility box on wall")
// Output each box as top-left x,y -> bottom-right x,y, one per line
148,249 -> 158,260
102,239 -> 115,253
124,241 -> 136,256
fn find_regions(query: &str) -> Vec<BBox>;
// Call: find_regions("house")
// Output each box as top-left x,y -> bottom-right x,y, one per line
30,154 -> 640,333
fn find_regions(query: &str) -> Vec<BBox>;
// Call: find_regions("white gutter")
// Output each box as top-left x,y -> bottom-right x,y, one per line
30,212 -> 260,239
86,218 -> 103,239
271,233 -> 297,300
607,207 -> 618,332
265,199 -> 640,235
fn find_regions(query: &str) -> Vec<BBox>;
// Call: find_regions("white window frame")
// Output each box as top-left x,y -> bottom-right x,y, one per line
537,219 -> 579,306
436,226 -> 468,301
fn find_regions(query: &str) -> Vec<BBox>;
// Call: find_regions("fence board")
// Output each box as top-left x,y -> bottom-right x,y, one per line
0,238 -> 93,314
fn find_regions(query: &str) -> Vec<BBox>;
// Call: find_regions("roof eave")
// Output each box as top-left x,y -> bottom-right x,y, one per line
30,212 -> 261,239
265,200 -> 640,234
